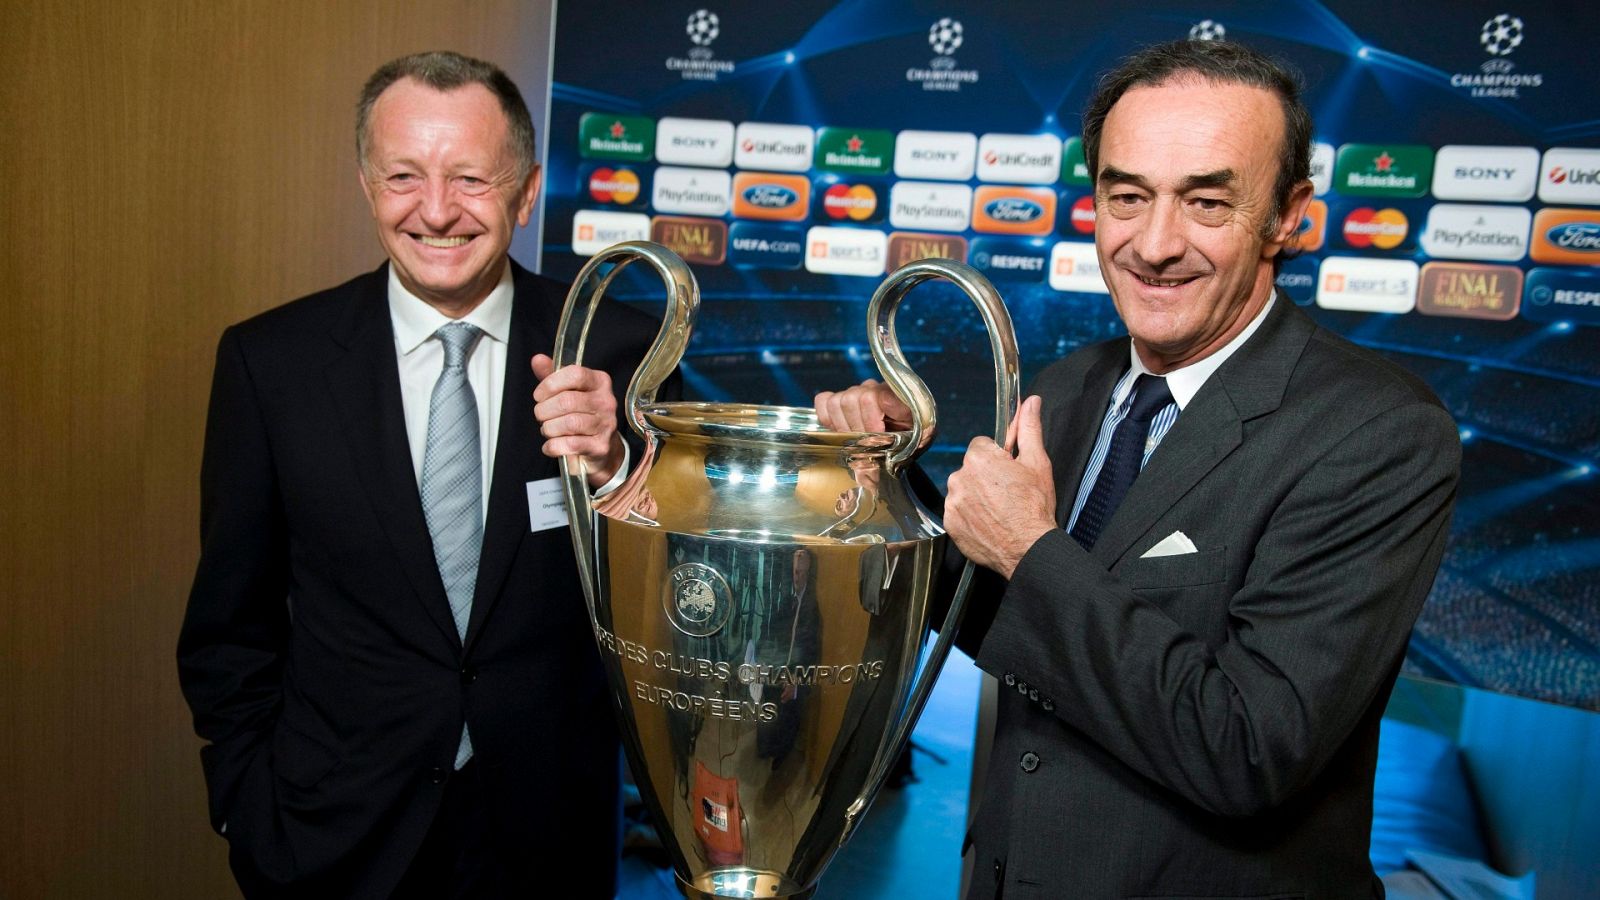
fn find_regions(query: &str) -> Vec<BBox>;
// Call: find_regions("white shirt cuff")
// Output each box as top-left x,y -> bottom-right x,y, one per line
592,440 -> 631,498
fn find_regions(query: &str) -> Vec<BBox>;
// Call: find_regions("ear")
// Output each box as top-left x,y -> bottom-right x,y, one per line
1264,179 -> 1314,258
515,164 -> 543,228
357,165 -> 380,217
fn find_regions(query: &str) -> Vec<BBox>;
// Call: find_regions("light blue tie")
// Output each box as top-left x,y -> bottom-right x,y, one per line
420,321 -> 483,769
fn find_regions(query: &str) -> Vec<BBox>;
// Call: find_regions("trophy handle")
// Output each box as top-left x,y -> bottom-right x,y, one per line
843,258 -> 1019,838
552,240 -> 699,620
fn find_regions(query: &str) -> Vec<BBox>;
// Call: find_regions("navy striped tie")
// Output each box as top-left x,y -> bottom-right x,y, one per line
420,321 -> 483,768
1070,374 -> 1174,550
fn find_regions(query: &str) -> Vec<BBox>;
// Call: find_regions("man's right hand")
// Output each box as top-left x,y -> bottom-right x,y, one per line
813,379 -> 914,432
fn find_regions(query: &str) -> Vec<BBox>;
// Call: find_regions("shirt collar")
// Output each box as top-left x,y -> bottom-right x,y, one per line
388,260 -> 514,355
1126,292 -> 1277,410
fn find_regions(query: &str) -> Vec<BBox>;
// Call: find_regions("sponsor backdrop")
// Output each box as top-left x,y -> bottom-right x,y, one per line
542,2 -> 1600,710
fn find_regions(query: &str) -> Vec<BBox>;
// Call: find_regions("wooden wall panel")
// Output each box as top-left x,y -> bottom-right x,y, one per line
0,2 -> 552,896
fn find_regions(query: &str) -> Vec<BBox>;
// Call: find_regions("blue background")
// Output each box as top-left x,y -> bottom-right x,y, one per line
543,1 -> 1600,710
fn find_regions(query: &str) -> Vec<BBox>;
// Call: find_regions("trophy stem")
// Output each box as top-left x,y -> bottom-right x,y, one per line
677,869 -> 816,900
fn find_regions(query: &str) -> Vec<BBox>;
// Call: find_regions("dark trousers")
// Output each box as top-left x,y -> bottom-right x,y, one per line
392,759 -> 524,899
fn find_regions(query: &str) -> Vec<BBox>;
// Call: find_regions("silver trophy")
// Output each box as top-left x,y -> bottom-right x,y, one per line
554,241 -> 1017,899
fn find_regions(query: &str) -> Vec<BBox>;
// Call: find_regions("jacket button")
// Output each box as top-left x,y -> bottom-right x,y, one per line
1028,688 -> 1039,701
460,666 -> 479,685
429,766 -> 448,785
1042,698 -> 1055,712
1019,751 -> 1040,773
1003,673 -> 1015,686
1016,680 -> 1029,695
993,858 -> 1002,882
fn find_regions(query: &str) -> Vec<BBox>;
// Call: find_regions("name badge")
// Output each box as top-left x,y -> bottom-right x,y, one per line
526,478 -> 570,532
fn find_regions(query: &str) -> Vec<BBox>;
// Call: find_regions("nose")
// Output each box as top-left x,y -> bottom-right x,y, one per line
418,177 -> 461,231
1130,196 -> 1186,268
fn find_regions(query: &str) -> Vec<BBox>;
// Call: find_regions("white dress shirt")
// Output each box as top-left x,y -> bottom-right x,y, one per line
388,261 -> 628,518
1066,294 -> 1278,533
389,263 -> 514,520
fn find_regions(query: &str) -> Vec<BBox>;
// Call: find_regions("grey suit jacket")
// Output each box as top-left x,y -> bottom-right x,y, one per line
959,298 -> 1460,899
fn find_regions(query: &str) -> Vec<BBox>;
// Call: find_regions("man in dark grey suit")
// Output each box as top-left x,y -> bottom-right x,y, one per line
817,40 -> 1459,897
178,52 -> 669,898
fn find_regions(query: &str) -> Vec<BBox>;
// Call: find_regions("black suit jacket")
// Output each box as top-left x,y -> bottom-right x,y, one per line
955,299 -> 1460,898
178,261 -> 672,898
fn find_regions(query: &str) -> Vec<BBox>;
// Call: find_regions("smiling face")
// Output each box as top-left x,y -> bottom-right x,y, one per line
359,78 -> 541,316
1093,77 -> 1312,373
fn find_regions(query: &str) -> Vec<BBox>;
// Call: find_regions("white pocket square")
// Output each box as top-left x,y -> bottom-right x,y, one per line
1141,530 -> 1198,558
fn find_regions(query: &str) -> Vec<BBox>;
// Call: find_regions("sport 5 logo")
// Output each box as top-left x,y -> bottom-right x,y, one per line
971,186 -> 1056,236
1530,208 -> 1600,264
731,173 -> 810,221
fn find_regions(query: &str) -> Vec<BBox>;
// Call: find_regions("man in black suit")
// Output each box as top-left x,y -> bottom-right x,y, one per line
817,40 -> 1459,897
178,51 -> 668,898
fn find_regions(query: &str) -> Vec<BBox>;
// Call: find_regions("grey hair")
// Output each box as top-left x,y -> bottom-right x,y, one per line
356,50 -> 536,181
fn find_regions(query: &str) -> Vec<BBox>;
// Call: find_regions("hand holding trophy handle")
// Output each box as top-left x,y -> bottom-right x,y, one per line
552,241 -> 700,623
843,258 -> 1020,838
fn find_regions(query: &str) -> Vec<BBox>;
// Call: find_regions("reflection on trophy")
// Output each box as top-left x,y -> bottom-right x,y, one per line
554,241 -> 1017,899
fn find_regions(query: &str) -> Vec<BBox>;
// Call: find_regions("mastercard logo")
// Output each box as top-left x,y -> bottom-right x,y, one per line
731,172 -> 810,221
588,167 -> 640,204
971,186 -> 1056,236
1342,207 -> 1408,250
1069,195 -> 1096,234
822,183 -> 879,221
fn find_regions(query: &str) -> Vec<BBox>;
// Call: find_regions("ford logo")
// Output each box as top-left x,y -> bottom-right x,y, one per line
744,185 -> 798,208
985,199 -> 1043,222
1548,222 -> 1600,252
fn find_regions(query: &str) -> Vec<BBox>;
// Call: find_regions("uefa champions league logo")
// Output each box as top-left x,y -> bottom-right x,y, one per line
929,17 -> 963,55
1452,11 -> 1541,97
909,17 -> 978,90
686,8 -> 720,47
1480,13 -> 1523,56
668,8 -> 733,81
1189,19 -> 1226,42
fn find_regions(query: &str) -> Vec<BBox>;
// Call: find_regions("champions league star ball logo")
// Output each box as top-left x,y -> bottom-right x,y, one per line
1189,19 -> 1226,42
686,8 -> 720,47
1481,13 -> 1523,56
929,17 -> 963,55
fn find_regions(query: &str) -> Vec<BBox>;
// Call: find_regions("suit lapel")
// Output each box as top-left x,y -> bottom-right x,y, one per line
1049,347 -> 1127,526
1090,299 -> 1316,565
465,266 -> 559,651
324,265 -> 460,649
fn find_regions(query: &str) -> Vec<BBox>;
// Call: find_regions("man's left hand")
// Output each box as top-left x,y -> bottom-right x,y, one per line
531,354 -> 625,488
945,395 -> 1058,579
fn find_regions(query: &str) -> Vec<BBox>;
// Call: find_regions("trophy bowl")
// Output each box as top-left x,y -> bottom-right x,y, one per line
555,241 -> 1017,899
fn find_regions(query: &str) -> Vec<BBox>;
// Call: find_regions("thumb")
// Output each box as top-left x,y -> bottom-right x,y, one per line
1016,396 -> 1048,467
530,353 -> 554,381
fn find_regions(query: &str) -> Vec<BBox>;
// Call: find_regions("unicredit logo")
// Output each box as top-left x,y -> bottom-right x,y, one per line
743,185 -> 797,208
984,199 -> 1043,222
1547,222 -> 1600,251
1548,166 -> 1600,185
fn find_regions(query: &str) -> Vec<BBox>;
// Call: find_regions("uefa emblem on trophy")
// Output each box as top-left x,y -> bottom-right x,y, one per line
554,241 -> 1018,899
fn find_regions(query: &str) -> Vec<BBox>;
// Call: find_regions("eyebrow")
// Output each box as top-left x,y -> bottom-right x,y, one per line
1097,166 -> 1238,193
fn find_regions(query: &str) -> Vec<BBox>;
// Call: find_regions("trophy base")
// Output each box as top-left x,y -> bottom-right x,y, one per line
678,868 -> 813,899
